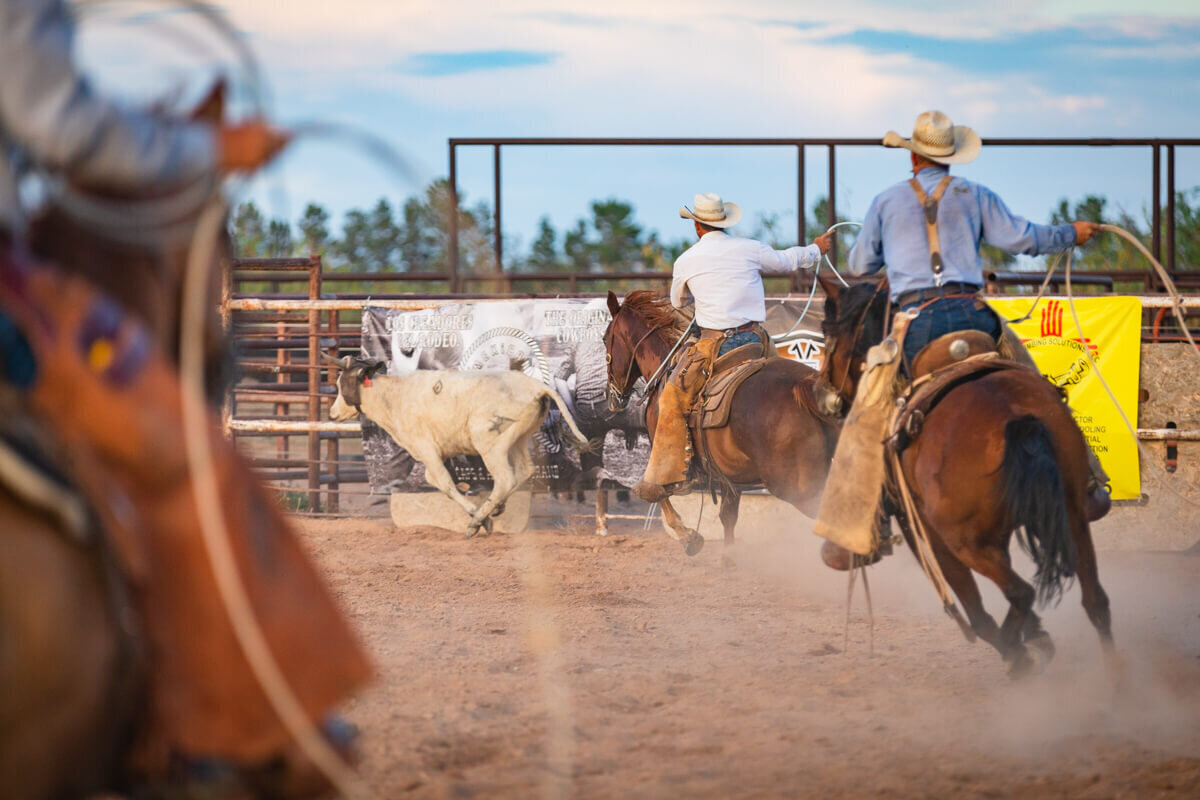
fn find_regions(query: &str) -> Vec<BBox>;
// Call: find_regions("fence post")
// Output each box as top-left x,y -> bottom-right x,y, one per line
307,254 -> 322,512
448,142 -> 459,293
493,144 -> 503,278
794,143 -> 806,293
276,318 -> 288,460
1167,144 -> 1176,277
326,306 -> 340,513
220,254 -> 235,435
1152,143 -> 1161,291
827,144 -> 837,268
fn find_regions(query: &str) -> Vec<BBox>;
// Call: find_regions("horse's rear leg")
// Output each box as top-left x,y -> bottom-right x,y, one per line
1071,516 -> 1120,676
953,541 -> 1039,679
719,488 -> 740,547
926,531 -> 1003,651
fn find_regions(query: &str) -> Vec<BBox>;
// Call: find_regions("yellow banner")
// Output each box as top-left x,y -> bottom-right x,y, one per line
986,296 -> 1141,499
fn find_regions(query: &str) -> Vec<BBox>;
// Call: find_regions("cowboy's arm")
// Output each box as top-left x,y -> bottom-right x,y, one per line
0,0 -> 216,187
979,185 -> 1075,256
847,198 -> 884,275
670,273 -> 693,310
756,242 -> 821,274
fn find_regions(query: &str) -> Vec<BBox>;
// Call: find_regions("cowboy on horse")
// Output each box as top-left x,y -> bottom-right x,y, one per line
814,110 -> 1112,570
0,1 -> 370,797
632,192 -> 834,503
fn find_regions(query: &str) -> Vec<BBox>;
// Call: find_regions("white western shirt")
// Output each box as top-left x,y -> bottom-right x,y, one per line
670,230 -> 821,330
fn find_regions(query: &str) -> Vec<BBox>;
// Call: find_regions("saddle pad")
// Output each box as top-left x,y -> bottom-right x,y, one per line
890,354 -> 1029,452
694,357 -> 768,430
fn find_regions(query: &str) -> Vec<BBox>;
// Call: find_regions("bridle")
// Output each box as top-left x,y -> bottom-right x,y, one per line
606,316 -> 672,411
815,284 -> 887,418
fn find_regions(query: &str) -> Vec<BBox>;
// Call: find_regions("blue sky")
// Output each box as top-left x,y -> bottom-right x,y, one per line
76,0 -> 1200,263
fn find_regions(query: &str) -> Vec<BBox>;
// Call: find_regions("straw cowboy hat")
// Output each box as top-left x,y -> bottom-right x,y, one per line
882,110 -> 981,165
679,192 -> 742,228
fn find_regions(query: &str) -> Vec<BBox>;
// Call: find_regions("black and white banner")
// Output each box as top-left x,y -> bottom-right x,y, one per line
358,297 -> 826,494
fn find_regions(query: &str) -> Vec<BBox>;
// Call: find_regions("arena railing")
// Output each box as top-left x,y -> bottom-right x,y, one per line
227,256 -> 1200,515
446,136 -> 1200,294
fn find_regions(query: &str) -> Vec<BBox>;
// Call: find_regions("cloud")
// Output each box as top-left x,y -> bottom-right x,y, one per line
398,50 -> 558,77
76,0 -> 1195,242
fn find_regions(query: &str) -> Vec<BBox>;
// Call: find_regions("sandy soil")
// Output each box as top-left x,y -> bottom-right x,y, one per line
297,513 -> 1200,799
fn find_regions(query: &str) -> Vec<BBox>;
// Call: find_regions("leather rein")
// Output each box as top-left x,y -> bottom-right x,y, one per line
606,317 -> 673,410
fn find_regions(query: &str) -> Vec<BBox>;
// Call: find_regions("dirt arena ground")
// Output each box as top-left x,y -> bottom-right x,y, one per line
297,513 -> 1200,799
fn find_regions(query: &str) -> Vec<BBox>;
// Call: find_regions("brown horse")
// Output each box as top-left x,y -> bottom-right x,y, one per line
0,85 -> 366,798
603,290 -> 839,554
0,449 -> 138,798
814,276 -> 1116,678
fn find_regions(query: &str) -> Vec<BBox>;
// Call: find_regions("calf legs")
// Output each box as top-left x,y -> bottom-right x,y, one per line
415,451 -> 485,530
470,431 -> 540,536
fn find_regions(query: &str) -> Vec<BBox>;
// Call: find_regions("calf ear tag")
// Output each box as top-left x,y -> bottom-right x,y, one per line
363,376 -> 372,387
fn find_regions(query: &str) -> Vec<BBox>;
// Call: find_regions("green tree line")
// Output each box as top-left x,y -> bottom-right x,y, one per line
231,181 -> 1200,291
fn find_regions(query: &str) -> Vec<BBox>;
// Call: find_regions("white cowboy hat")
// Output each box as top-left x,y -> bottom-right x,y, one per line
679,192 -> 742,228
882,110 -> 981,165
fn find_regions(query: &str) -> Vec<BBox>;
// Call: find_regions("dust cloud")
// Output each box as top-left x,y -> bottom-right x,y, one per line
299,509 -> 1200,798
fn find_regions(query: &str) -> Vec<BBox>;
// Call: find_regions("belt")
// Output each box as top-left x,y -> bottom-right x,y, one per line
893,282 -> 981,309
699,321 -> 758,337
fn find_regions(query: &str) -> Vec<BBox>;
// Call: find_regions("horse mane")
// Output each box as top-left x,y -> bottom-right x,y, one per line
822,282 -> 889,358
619,290 -> 690,345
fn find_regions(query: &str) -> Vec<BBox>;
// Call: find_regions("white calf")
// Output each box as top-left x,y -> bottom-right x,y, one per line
328,357 -> 588,536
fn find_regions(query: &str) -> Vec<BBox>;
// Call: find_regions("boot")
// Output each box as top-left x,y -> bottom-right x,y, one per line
820,498 -> 892,571
1085,448 -> 1112,522
1086,479 -> 1112,522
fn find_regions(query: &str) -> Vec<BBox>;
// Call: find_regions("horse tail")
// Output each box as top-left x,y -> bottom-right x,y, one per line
540,390 -> 592,452
1000,414 -> 1077,606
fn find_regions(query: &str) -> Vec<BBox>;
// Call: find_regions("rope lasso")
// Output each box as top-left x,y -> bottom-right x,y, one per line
1060,229 -> 1200,509
774,220 -> 861,341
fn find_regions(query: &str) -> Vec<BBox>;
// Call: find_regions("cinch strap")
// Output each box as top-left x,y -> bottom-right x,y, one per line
908,175 -> 954,288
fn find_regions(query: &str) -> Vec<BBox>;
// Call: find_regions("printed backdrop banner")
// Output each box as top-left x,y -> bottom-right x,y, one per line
358,298 -> 825,494
986,296 -> 1141,499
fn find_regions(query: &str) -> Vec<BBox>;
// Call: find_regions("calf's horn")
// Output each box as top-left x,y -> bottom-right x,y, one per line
320,352 -> 345,366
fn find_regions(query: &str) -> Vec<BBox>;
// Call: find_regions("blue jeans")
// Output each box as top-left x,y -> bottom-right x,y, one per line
900,296 -> 1000,368
719,330 -> 762,356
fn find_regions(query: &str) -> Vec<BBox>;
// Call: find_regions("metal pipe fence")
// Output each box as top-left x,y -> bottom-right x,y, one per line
227,254 -> 1200,515
446,136 -> 1200,292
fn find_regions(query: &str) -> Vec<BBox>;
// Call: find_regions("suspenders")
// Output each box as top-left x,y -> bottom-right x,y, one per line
908,175 -> 954,288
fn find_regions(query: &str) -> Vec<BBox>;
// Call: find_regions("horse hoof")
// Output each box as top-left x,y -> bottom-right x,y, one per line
682,530 -> 705,557
481,517 -> 494,535
1005,648 -> 1035,681
1025,633 -> 1056,673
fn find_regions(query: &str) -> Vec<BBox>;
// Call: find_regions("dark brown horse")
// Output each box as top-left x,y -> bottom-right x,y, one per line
0,85 -> 365,798
814,276 -> 1116,678
603,290 -> 839,554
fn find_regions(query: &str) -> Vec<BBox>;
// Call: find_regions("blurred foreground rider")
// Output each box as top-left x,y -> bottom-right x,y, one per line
0,0 -> 286,242
633,193 -> 833,502
0,0 -> 370,795
816,110 -> 1111,570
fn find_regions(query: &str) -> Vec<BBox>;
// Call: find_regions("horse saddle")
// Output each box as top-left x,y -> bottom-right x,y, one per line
890,330 -> 1028,453
0,408 -> 90,540
690,338 -> 776,430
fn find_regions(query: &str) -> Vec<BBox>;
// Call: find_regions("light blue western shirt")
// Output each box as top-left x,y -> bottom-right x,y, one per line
847,165 -> 1078,301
